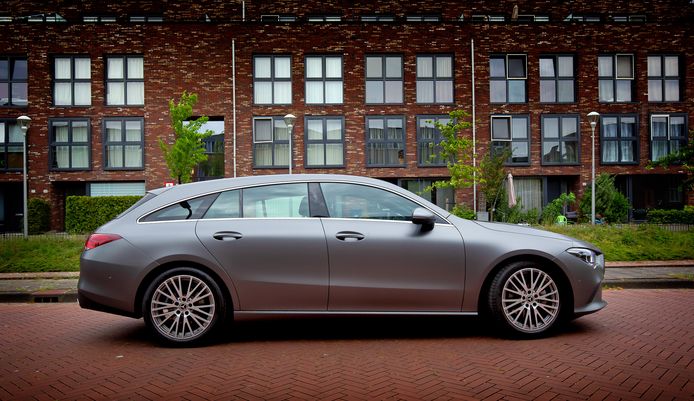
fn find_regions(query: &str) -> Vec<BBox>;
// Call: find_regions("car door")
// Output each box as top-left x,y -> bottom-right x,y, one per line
319,182 -> 465,312
195,183 -> 329,311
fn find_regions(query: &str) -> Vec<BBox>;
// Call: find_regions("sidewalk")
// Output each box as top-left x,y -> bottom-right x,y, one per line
0,261 -> 692,303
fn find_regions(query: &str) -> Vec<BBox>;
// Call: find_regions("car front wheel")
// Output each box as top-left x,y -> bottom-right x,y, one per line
488,261 -> 563,337
143,267 -> 226,346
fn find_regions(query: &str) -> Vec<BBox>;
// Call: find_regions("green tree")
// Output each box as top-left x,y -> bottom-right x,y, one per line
159,91 -> 213,184
426,109 -> 477,198
541,192 -> 576,225
478,149 -> 510,221
647,129 -> 694,190
579,173 -> 630,223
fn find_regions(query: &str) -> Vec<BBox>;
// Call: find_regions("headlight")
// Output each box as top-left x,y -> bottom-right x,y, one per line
566,247 -> 602,269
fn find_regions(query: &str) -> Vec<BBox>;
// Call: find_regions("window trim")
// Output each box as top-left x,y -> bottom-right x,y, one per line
598,53 -> 636,103
304,116 -> 345,168
365,115 -> 406,168
599,114 -> 639,165
104,54 -> 145,107
252,116 -> 290,169
0,55 -> 28,107
539,54 -> 576,104
649,113 -> 688,161
540,114 -> 581,166
365,54 -> 404,105
490,114 -> 531,166
0,119 -> 24,171
416,54 -> 455,105
52,55 -> 92,107
416,114 -> 450,167
647,54 -> 682,103
102,117 -> 145,170
489,54 -> 528,104
304,55 -> 343,105
48,118 -> 92,171
253,54 -> 292,105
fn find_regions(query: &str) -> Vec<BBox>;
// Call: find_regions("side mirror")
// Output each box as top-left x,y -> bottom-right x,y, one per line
411,207 -> 436,228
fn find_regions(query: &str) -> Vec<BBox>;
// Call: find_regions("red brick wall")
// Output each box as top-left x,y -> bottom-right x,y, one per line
0,0 -> 692,230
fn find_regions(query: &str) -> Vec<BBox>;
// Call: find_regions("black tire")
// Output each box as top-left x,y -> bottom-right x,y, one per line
488,261 -> 563,338
143,267 -> 226,346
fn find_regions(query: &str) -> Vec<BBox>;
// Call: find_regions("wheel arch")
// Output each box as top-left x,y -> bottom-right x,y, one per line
134,260 -> 235,319
477,254 -> 575,319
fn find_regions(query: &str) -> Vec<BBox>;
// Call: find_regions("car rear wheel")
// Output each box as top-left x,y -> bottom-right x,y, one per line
143,267 -> 226,346
488,261 -> 562,337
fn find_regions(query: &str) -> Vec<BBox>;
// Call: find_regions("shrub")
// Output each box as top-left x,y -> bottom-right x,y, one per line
451,204 -> 476,220
579,174 -> 630,223
65,196 -> 141,234
646,208 -> 694,224
28,198 -> 51,234
541,193 -> 576,225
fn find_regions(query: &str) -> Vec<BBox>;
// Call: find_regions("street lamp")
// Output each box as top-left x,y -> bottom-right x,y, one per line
283,114 -> 296,174
16,115 -> 31,238
587,111 -> 600,225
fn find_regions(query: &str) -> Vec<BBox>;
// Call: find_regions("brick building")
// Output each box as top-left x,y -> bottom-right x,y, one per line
0,0 -> 692,231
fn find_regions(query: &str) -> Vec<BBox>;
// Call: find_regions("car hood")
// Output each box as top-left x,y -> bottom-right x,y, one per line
472,221 -> 574,242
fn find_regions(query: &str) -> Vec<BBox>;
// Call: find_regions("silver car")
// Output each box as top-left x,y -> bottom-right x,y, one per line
79,174 -> 606,345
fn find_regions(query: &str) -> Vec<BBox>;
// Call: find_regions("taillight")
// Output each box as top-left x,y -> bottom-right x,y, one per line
84,233 -> 122,250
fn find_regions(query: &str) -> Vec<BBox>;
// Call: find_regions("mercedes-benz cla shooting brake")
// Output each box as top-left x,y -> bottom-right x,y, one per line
79,174 -> 606,345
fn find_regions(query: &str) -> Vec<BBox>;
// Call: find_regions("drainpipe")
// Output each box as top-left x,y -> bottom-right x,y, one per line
232,39 -> 237,177
471,39 -> 477,215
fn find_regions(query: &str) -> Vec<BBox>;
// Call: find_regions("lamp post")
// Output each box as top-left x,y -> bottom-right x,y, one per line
283,114 -> 296,174
587,111 -> 600,225
16,115 -> 31,238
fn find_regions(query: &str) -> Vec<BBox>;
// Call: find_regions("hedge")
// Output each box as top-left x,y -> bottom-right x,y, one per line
65,196 -> 142,234
28,198 -> 51,234
646,206 -> 694,224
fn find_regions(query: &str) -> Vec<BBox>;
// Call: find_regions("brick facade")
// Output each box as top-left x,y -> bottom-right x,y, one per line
0,0 -> 692,231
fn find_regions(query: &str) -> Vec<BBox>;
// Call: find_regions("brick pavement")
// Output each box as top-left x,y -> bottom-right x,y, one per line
0,289 -> 692,400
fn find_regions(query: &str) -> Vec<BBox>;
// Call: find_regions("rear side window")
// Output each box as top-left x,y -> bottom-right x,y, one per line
242,183 -> 309,218
203,190 -> 240,219
116,192 -> 156,219
141,194 -> 217,222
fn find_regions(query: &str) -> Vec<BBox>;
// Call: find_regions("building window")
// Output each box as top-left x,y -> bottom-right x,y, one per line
416,55 -> 453,104
253,117 -> 289,168
601,115 -> 638,164
53,56 -> 91,106
406,15 -> 440,22
417,115 -> 449,166
305,117 -> 344,167
27,13 -> 66,23
89,182 -> 145,197
187,118 -> 224,181
366,116 -> 405,167
0,120 -> 23,170
49,119 -> 90,170
105,55 -> 144,106
648,55 -> 682,102
490,54 -> 527,103
612,15 -> 646,22
361,15 -> 395,22
82,15 -> 117,23
365,55 -> 403,104
129,15 -> 163,23
103,118 -> 144,169
253,55 -> 291,105
651,114 -> 687,161
308,16 -> 341,22
598,54 -> 635,102
0,56 -> 28,107
491,115 -> 530,165
260,15 -> 296,22
539,55 -> 575,103
541,115 -> 579,165
564,14 -> 601,22
305,56 -> 343,104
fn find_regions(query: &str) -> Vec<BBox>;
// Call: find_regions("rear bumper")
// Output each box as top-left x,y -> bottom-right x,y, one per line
77,289 -> 139,319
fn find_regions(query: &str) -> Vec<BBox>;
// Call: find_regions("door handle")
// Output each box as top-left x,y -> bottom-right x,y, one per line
213,231 -> 243,241
335,231 -> 365,241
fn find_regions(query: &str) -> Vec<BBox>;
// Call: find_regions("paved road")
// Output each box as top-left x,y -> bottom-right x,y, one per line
1,290 -> 692,400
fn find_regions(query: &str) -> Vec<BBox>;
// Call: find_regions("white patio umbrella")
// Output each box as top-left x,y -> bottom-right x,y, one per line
506,173 -> 517,207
